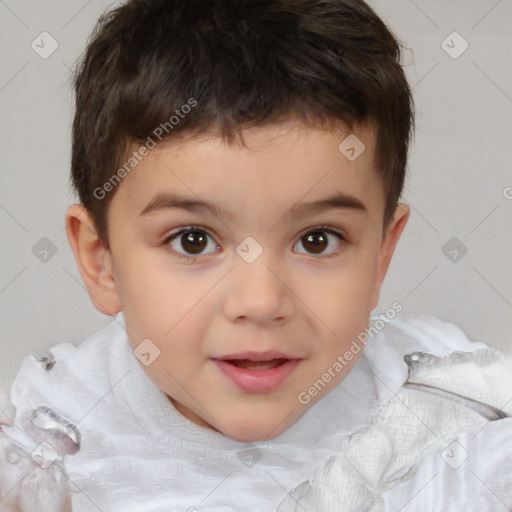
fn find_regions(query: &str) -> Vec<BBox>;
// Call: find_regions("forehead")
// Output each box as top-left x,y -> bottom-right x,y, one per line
110,120 -> 384,227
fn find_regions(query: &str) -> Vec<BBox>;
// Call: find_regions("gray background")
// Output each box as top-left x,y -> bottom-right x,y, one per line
1,0 -> 511,392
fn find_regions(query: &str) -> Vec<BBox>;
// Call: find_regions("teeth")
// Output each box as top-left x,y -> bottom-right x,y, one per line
229,359 -> 287,370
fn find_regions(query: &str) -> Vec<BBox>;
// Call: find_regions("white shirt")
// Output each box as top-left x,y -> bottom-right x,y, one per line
1,312 -> 511,511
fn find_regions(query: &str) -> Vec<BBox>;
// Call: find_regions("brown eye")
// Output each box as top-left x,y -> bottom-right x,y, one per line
181,230 -> 208,254
303,231 -> 327,254
165,227 -> 219,258
294,227 -> 344,257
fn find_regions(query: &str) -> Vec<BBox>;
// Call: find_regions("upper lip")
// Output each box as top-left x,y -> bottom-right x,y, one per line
213,351 -> 301,361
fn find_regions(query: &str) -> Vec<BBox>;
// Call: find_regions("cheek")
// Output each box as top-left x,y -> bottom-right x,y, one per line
295,258 -> 379,364
110,249 -> 174,331
116,252 -> 216,346
114,246 -> 177,306
303,254 -> 378,319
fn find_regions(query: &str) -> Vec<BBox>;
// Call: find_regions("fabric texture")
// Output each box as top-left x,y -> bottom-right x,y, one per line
1,312 -> 510,511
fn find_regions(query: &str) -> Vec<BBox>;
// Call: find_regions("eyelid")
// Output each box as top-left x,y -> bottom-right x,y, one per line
297,224 -> 347,239
162,224 -> 218,242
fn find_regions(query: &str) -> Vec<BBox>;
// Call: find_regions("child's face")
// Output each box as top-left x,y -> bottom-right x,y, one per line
67,119 -> 409,442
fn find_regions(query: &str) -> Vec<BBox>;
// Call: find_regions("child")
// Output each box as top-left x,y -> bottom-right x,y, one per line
1,0 -> 511,510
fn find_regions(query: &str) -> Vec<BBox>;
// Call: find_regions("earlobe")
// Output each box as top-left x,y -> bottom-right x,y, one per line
370,203 -> 410,310
65,204 -> 122,316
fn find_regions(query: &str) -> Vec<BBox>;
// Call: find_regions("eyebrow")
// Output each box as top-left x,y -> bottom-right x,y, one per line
139,191 -> 367,222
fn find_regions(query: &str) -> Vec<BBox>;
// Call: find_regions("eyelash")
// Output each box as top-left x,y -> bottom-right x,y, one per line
161,225 -> 347,264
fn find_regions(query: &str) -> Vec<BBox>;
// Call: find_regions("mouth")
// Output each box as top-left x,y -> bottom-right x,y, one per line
224,358 -> 290,370
215,350 -> 298,362
211,351 -> 301,393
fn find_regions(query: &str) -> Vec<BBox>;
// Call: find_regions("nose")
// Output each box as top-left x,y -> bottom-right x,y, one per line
223,252 -> 294,326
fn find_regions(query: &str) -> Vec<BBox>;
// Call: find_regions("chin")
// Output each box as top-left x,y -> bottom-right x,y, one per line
220,419 -> 288,443
226,429 -> 278,443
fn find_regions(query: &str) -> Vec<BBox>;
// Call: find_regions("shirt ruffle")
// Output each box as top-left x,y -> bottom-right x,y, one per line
276,347 -> 511,511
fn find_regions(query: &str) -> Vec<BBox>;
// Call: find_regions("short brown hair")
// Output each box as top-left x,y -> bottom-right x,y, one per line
70,0 -> 414,246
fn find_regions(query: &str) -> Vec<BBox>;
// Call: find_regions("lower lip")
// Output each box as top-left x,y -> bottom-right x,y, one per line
212,359 -> 301,393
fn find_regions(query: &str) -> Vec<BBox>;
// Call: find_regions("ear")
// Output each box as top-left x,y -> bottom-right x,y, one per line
370,203 -> 410,310
65,204 -> 122,316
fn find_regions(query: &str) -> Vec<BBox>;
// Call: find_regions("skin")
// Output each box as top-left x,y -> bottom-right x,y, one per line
65,119 -> 409,442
